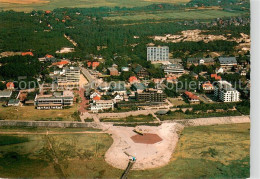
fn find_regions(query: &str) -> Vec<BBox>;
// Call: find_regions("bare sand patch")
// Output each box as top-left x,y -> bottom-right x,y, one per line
104,123 -> 184,170
0,0 -> 49,4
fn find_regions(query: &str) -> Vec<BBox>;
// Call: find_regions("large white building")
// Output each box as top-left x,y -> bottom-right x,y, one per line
56,66 -> 80,88
147,46 -> 169,61
214,81 -> 240,102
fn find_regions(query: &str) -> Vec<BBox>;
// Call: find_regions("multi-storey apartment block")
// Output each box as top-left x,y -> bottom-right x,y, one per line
135,88 -> 166,102
56,66 -> 80,88
147,46 -> 169,61
214,81 -> 240,102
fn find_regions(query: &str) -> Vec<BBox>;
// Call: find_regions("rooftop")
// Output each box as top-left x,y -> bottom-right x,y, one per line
218,57 -> 237,64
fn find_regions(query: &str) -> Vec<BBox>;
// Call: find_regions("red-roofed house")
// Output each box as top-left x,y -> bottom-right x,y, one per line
6,82 -> 15,90
202,81 -> 214,93
22,52 -> 34,56
87,61 -> 100,69
90,92 -> 101,100
129,76 -> 138,84
87,62 -> 92,68
211,74 -> 222,81
184,91 -> 200,104
45,54 -> 54,59
92,62 -> 100,69
93,95 -> 101,102
166,76 -> 177,83
52,60 -> 69,68
45,10 -> 51,14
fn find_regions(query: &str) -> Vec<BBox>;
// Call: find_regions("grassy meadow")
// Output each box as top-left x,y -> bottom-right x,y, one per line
0,0 -> 190,12
100,114 -> 156,122
0,103 -> 79,121
0,123 -> 250,178
106,9 -> 245,21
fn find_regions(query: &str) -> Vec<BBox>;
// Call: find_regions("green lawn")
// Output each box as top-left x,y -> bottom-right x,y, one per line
0,0 -> 190,12
158,110 -> 242,121
130,123 -> 250,178
0,123 -> 250,178
106,9 -> 244,21
100,114 -> 156,122
0,132 -> 121,178
0,103 -> 79,121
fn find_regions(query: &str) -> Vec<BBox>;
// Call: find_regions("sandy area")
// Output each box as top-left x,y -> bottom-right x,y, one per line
104,123 -> 184,170
104,115 -> 250,170
79,74 -> 88,88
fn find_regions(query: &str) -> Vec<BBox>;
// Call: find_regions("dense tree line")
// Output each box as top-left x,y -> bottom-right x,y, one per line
0,56 -> 45,80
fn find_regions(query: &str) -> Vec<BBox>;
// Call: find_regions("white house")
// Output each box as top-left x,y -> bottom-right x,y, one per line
113,94 -> 124,103
90,100 -> 114,112
0,90 -> 12,98
90,92 -> 101,99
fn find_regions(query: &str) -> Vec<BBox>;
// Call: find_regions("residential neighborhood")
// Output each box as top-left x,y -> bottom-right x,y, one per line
0,45 -> 250,117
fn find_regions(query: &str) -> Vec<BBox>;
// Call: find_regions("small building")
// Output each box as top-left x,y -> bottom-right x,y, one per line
21,52 -> 34,56
112,64 -> 118,69
216,67 -> 224,74
169,58 -> 182,64
90,92 -> 101,100
110,82 -> 126,95
218,57 -> 237,71
184,91 -> 200,104
211,74 -> 222,81
132,83 -> 146,92
6,82 -> 15,90
187,57 -> 215,67
129,76 -> 138,84
0,90 -> 12,98
202,81 -> 214,93
8,99 -> 20,107
107,67 -> 119,76
52,60 -> 69,68
98,82 -> 110,91
134,65 -> 149,78
121,67 -> 130,72
163,63 -> 184,74
113,94 -> 124,103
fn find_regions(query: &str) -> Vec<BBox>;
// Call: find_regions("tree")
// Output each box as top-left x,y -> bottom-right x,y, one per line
148,82 -> 155,88
0,82 -> 5,90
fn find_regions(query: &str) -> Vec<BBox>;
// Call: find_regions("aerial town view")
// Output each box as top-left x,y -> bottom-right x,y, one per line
0,0 -> 250,178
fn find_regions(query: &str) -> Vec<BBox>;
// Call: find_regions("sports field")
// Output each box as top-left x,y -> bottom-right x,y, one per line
0,123 -> 250,178
107,9 -> 244,21
0,0 -> 190,12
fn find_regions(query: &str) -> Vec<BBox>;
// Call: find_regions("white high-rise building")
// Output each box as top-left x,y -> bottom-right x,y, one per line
56,66 -> 80,88
214,81 -> 240,102
147,46 -> 169,61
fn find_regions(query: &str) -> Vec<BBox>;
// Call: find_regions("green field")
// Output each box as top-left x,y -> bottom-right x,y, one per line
100,114 -> 156,122
0,104 -> 79,121
0,0 -> 190,12
106,9 -> 245,21
0,123 -> 250,178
